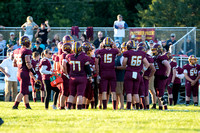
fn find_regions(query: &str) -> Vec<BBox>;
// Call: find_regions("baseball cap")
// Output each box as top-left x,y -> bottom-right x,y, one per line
10,32 -> 15,36
149,40 -> 154,44
171,33 -> 175,37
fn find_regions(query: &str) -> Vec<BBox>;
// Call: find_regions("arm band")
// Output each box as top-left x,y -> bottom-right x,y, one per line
84,64 -> 92,77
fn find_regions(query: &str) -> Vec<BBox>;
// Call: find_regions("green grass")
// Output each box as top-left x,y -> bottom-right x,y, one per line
1,102 -> 200,133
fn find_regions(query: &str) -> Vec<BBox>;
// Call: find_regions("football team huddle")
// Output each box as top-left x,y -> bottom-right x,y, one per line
12,34 -> 200,110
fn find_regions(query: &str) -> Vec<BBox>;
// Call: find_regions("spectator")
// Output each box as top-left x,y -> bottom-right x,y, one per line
93,31 -> 105,49
52,34 -> 60,44
140,35 -> 150,50
51,43 -> 58,54
166,33 -> 176,52
0,34 -> 6,56
33,39 -> 44,55
33,38 -> 45,50
7,43 -> 14,52
131,34 -> 139,45
13,38 -> 21,50
35,21 -> 51,45
80,34 -> 88,43
21,16 -> 38,42
46,39 -> 52,50
6,32 -> 17,46
179,36 -> 194,56
0,50 -> 18,102
113,14 -> 128,44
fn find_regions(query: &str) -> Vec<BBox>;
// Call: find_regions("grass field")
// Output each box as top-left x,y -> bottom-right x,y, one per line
0,102 -> 200,133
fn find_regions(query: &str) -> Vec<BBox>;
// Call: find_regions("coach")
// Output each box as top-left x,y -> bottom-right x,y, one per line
0,50 -> 18,102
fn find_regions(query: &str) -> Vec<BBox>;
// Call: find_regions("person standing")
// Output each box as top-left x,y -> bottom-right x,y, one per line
0,50 -> 18,102
113,14 -> 128,44
0,34 -> 6,56
166,33 -> 176,52
21,16 -> 38,42
35,21 -> 51,46
93,31 -> 105,49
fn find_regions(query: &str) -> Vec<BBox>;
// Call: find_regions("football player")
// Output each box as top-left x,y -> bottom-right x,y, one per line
138,46 -> 156,109
152,44 -> 171,110
59,43 -> 72,109
183,55 -> 200,106
12,36 -> 37,109
67,42 -> 92,110
30,51 -> 44,102
123,40 -> 149,110
95,37 -> 120,110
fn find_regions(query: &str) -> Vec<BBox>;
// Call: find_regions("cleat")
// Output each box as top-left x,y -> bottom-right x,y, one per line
26,107 -> 32,109
12,106 -> 18,109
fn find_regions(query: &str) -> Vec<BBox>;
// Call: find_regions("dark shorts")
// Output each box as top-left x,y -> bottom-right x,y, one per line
143,78 -> 149,97
61,74 -> 70,97
185,81 -> 199,97
18,71 -> 30,95
124,71 -> 142,95
100,70 -> 116,93
84,80 -> 94,100
166,78 -> 172,94
154,75 -> 167,97
139,78 -> 145,97
69,76 -> 87,97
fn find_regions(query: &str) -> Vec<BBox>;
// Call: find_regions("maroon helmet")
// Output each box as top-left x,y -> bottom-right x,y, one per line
126,40 -> 136,50
62,35 -> 74,44
137,46 -> 146,53
20,36 -> 30,48
152,44 -> 162,56
72,41 -> 82,54
82,42 -> 93,56
137,42 -> 146,49
103,37 -> 114,47
62,43 -> 72,53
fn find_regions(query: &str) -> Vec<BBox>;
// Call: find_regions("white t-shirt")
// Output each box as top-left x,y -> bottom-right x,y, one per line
0,58 -> 18,81
113,20 -> 126,37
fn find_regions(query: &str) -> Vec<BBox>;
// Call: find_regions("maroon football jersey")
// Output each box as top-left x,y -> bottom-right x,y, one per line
39,58 -> 52,80
168,61 -> 177,80
58,49 -> 63,55
123,50 -> 146,72
144,54 -> 154,76
154,54 -> 168,76
31,59 -> 41,76
60,53 -> 70,74
174,66 -> 183,84
15,48 -> 32,71
66,52 -> 91,77
96,48 -> 119,71
52,53 -> 57,61
183,64 -> 200,80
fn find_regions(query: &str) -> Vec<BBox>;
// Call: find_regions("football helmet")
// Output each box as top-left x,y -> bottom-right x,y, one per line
137,42 -> 146,49
121,42 -> 127,53
126,40 -> 136,50
72,41 -> 82,54
34,80 -> 42,92
188,55 -> 197,65
82,42 -> 93,56
62,35 -> 74,44
152,44 -> 162,56
102,37 -> 113,47
137,46 -> 146,53
62,43 -> 72,53
20,36 -> 30,47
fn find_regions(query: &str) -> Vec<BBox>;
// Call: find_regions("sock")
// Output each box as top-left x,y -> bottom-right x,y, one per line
67,103 -> 72,109
102,100 -> 107,109
169,98 -> 173,106
82,104 -> 85,109
164,105 -> 167,110
86,104 -> 89,109
65,102 -> 68,107
186,101 -> 190,105
140,104 -> 143,109
99,105 -> 102,109
73,104 -> 76,109
25,103 -> 30,108
60,106 -> 65,110
159,106 -> 162,110
136,103 -> 139,110
112,100 -> 116,110
132,104 -> 135,109
126,102 -> 131,110
77,105 -> 82,110
153,104 -> 156,109
41,97 -> 44,103
91,101 -> 94,109
146,105 -> 149,109
14,101 -> 20,107
33,98 -> 36,102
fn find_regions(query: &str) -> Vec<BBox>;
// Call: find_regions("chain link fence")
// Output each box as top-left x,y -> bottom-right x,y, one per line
0,27 -> 198,56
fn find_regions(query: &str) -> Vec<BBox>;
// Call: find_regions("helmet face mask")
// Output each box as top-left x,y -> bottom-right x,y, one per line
126,40 -> 136,50
62,43 -> 72,53
188,55 -> 197,65
82,42 -> 93,56
152,44 -> 162,56
34,80 -> 42,92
